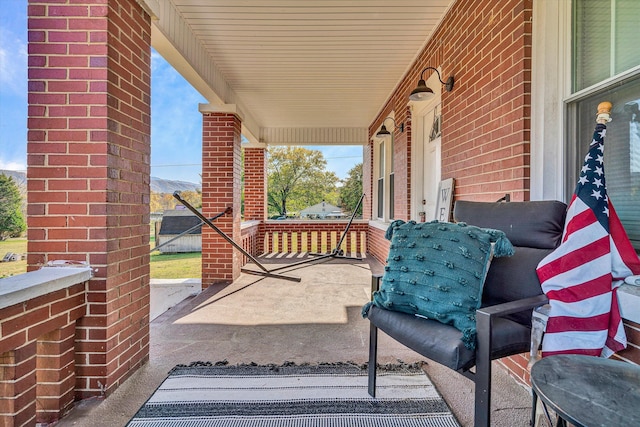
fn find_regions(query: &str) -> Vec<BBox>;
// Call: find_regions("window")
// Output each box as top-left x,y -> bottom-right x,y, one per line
573,0 -> 639,92
568,0 -> 640,249
377,140 -> 385,219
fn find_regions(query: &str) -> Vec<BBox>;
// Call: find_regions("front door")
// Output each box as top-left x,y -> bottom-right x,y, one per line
422,104 -> 441,220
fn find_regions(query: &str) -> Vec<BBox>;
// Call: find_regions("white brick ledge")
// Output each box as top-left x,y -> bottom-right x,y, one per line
0,267 -> 93,310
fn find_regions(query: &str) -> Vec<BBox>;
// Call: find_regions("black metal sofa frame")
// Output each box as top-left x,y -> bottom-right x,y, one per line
365,200 -> 567,427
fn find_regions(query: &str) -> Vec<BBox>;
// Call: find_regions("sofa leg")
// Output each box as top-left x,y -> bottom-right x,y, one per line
474,359 -> 491,427
368,323 -> 378,397
474,311 -> 492,427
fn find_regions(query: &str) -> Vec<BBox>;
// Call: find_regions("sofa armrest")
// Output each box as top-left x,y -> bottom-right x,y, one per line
371,274 -> 383,298
476,294 -> 549,320
473,293 -> 548,426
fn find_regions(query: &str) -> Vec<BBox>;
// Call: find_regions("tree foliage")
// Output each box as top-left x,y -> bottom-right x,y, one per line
0,174 -> 26,240
267,147 -> 339,216
339,163 -> 363,216
150,190 -> 201,213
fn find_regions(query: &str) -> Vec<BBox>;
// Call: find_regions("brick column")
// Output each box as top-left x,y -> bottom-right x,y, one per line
243,146 -> 267,221
27,0 -> 151,399
200,108 -> 243,287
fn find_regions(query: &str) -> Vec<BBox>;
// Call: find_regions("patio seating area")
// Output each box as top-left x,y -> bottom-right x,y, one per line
55,256 -> 534,427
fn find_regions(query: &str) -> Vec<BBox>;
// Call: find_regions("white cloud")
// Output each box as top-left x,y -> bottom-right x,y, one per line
0,159 -> 26,171
0,27 -> 27,96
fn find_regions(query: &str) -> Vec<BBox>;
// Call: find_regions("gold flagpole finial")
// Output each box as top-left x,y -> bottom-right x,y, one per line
596,101 -> 612,124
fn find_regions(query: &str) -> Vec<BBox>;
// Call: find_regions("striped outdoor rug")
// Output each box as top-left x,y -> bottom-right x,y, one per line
127,363 -> 460,427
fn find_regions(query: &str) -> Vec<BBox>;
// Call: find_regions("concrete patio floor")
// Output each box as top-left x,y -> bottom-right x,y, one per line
55,255 -> 539,427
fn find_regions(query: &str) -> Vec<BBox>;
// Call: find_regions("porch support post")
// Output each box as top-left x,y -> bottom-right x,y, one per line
27,0 -> 152,399
243,145 -> 267,222
200,105 -> 243,287
244,145 -> 267,254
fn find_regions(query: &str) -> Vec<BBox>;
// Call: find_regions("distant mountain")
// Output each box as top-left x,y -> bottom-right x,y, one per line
0,170 -> 200,194
150,177 -> 201,194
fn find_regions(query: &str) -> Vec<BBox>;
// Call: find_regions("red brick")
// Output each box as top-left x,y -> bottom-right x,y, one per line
26,0 -> 153,404
49,6 -> 89,17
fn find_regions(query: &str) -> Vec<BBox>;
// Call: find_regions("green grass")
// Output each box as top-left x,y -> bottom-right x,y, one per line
0,238 -> 201,279
0,238 -> 27,278
149,251 -> 201,279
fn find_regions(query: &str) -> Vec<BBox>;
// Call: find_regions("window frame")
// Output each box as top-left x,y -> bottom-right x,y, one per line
373,116 -> 398,222
376,139 -> 385,220
565,0 -> 640,250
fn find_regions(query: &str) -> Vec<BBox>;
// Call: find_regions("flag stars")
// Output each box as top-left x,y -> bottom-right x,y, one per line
582,164 -> 591,174
591,189 -> 603,200
578,175 -> 589,185
594,166 -> 604,176
603,205 -> 610,216
596,154 -> 604,164
593,178 -> 603,188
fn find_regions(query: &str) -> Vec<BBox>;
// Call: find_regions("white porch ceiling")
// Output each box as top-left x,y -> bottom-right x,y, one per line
145,0 -> 454,145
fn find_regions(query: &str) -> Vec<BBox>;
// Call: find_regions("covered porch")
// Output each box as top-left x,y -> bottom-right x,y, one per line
55,256 -> 533,427
3,0 -> 640,426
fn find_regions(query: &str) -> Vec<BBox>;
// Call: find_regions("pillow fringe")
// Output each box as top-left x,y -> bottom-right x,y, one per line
362,301 -> 373,318
487,230 -> 515,257
385,219 -> 406,240
462,328 -> 477,350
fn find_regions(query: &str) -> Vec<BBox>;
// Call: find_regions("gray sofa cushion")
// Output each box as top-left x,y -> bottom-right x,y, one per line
365,304 -> 532,372
453,201 -> 566,249
454,200 -> 567,325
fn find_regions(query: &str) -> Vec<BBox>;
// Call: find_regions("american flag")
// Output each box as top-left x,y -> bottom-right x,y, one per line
536,123 -> 640,357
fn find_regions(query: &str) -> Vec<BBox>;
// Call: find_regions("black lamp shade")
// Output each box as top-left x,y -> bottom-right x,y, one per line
409,79 -> 435,102
376,124 -> 391,138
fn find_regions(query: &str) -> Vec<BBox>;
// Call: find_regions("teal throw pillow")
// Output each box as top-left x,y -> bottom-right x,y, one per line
363,220 -> 514,350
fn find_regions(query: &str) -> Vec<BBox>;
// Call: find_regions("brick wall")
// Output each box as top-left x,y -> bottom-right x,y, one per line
442,0 -> 533,202
240,222 -> 260,264
27,0 -> 151,400
368,0 -> 533,208
0,280 -> 87,426
367,226 -> 390,266
392,125 -> 410,221
201,112 -> 243,287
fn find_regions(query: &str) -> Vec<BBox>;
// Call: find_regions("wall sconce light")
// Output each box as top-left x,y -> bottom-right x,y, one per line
375,117 -> 404,138
409,67 -> 455,102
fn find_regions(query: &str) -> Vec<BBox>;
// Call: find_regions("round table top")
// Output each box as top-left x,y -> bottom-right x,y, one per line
531,354 -> 640,427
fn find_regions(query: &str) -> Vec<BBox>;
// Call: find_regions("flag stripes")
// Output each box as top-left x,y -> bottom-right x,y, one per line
536,122 -> 640,358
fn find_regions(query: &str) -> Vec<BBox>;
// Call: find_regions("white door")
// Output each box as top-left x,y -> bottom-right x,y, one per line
422,106 -> 441,220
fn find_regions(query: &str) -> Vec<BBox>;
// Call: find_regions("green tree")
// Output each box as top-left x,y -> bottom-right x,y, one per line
339,163 -> 363,216
0,174 -> 26,240
267,147 -> 338,216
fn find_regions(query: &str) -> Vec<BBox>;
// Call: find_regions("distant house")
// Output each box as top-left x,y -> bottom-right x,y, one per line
299,201 -> 346,219
156,209 -> 202,253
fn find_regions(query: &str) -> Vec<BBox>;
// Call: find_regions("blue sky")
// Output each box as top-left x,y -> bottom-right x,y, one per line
0,0 -> 361,184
